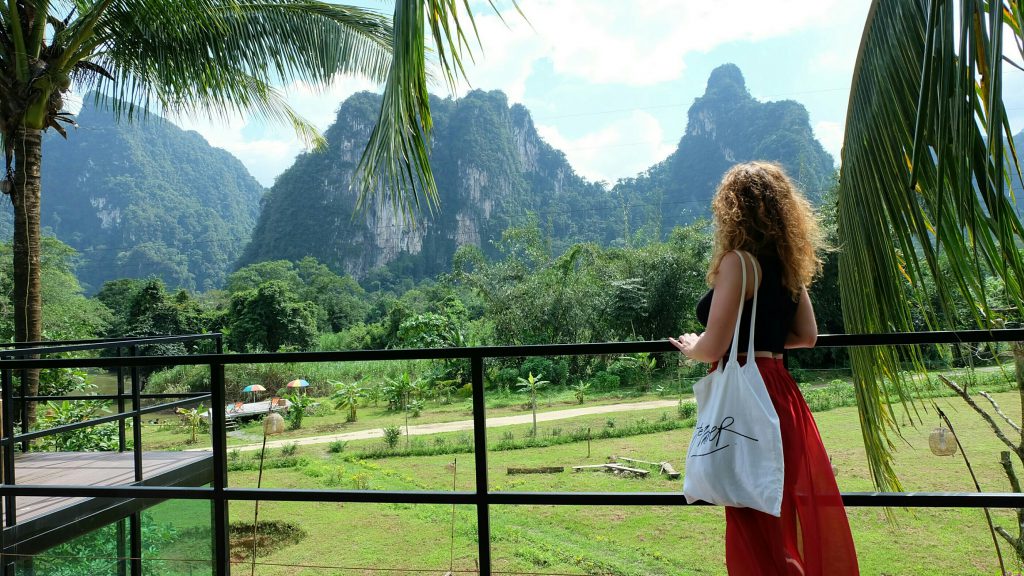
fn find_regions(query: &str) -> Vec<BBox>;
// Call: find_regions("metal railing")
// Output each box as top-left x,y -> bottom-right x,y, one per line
0,333 -> 221,576
1,328 -> 1024,575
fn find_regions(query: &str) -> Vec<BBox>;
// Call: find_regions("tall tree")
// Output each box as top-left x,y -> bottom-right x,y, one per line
0,0 -> 504,425
837,0 -> 1023,491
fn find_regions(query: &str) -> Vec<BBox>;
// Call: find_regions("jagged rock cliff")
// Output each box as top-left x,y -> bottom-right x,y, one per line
615,64 -> 836,230
241,65 -> 836,281
238,90 -> 606,279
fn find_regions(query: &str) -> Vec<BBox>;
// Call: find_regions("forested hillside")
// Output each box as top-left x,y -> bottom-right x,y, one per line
241,64 -> 834,282
613,64 -> 835,231
237,90 -> 613,283
33,96 -> 265,292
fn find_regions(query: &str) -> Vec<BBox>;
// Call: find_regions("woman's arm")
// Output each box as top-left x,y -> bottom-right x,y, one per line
784,287 -> 817,349
669,251 -> 755,362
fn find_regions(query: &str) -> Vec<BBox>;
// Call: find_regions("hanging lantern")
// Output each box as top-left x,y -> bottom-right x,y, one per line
929,426 -> 957,456
263,412 -> 286,436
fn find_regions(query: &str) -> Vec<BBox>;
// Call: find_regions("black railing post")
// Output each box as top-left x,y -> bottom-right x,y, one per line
129,513 -> 142,576
1,366 -> 15,576
18,366 -> 26,453
470,355 -> 490,575
2,368 -> 16,528
130,346 -> 143,481
117,347 -> 126,452
117,518 -> 127,576
129,345 -> 143,576
210,359 -> 230,575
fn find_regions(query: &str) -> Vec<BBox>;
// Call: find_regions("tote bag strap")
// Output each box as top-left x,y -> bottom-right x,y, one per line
743,251 -> 760,358
725,251 -> 749,366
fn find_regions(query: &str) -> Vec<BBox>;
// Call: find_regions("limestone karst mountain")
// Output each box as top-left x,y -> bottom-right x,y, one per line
240,65 -> 835,281
34,96 -> 265,292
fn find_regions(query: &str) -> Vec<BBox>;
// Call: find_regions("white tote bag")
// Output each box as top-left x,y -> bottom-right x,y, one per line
683,251 -> 785,516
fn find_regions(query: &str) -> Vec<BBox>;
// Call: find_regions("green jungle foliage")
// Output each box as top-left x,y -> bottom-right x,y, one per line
32,95 -> 264,293
0,236 -> 111,341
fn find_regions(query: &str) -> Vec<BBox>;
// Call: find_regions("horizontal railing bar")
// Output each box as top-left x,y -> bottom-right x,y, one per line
489,491 -> 1024,508
0,333 -> 221,358
14,392 -> 209,402
816,329 -> 1024,347
1,394 -> 210,445
2,328 -> 1023,370
136,394 -> 210,417
0,485 -> 1022,508
0,334 -> 220,349
0,485 -> 216,500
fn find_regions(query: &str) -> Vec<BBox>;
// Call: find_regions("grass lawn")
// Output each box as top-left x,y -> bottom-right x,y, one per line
119,390 -> 1024,575
35,362 -> 1024,575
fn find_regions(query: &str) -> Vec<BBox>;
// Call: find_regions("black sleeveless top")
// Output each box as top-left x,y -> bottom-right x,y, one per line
695,253 -> 798,354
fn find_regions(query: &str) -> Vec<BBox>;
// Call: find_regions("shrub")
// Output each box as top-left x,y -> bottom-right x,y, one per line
327,440 -> 348,453
383,425 -> 402,449
571,381 -> 591,404
37,400 -> 121,451
801,379 -> 854,412
520,357 -> 569,386
677,400 -> 697,420
228,456 -> 307,472
607,359 -> 643,388
280,442 -> 298,456
490,366 -> 520,394
587,371 -> 620,392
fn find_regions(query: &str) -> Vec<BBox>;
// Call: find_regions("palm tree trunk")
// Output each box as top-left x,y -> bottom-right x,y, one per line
11,126 -> 43,429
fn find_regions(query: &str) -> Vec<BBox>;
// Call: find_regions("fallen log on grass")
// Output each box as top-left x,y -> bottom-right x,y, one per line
660,462 -> 680,480
572,464 -> 610,472
507,466 -> 565,475
604,464 -> 649,477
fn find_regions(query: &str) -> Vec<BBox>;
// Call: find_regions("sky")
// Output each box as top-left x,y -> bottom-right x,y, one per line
169,1 -> 1024,188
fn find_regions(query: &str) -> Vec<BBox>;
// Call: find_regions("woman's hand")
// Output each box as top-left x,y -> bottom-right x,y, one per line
669,333 -> 702,360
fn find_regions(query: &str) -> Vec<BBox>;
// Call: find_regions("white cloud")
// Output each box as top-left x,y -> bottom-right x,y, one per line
461,0 -> 844,89
169,75 -> 380,187
536,111 -> 676,184
813,120 -> 844,164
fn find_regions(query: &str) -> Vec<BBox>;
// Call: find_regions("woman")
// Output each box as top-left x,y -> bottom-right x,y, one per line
669,162 -> 859,575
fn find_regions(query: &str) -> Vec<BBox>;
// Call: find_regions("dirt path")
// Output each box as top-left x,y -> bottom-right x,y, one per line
199,399 -> 684,453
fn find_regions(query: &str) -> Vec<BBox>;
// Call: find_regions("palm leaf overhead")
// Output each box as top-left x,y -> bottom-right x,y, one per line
356,0 -> 521,221
838,0 -> 1024,491
71,1 -> 391,144
0,0 -> 500,427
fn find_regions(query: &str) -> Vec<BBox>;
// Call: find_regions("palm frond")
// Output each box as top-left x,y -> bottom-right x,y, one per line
355,0 -> 520,222
57,0 -> 390,143
354,0 -> 433,221
839,0 -> 1024,491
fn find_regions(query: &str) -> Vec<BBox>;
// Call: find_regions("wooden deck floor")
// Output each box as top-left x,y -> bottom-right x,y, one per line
2,451 -> 212,554
4,451 -> 210,523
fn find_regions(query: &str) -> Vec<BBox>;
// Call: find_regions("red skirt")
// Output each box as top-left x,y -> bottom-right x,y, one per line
713,358 -> 859,576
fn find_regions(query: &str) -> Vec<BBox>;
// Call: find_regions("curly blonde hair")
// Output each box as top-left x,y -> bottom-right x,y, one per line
707,161 -> 824,298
